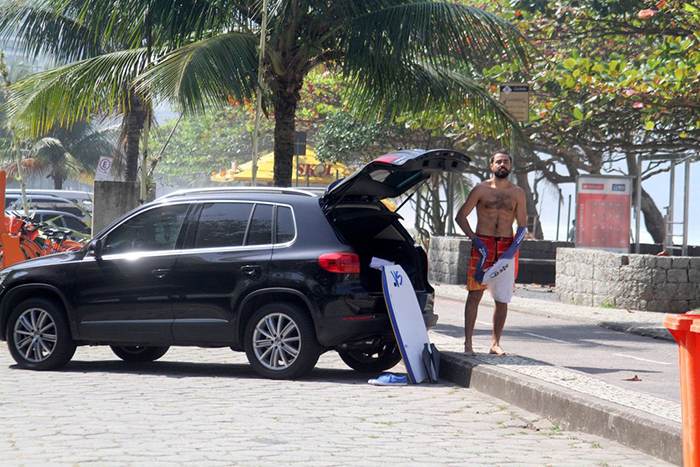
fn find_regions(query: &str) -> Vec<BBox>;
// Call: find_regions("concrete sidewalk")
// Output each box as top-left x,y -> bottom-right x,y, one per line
430,283 -> 684,465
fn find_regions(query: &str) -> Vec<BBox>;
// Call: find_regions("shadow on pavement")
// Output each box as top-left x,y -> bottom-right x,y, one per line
7,359 -> 417,386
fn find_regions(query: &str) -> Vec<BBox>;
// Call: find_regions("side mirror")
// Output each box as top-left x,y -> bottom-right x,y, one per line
91,237 -> 105,258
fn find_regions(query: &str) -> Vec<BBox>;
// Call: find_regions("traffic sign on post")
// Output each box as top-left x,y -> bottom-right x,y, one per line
95,156 -> 113,181
499,83 -> 530,122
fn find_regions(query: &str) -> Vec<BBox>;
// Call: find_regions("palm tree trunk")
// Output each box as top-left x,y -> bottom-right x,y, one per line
272,83 -> 300,187
48,151 -> 65,189
123,89 -> 147,182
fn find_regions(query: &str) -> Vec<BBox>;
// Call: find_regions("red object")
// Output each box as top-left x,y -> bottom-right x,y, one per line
665,314 -> 700,467
373,155 -> 400,164
318,253 -> 360,274
576,176 -> 632,252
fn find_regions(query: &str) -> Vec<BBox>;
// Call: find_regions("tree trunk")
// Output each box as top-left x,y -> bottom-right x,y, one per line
515,171 -> 544,239
50,152 -> 64,189
272,81 -> 300,187
641,188 -> 664,244
625,153 -> 664,244
122,90 -> 147,182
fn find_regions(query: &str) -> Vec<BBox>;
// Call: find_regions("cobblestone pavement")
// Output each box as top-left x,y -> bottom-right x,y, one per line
0,343 -> 670,466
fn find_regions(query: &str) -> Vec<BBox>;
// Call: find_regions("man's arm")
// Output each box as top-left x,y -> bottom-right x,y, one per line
514,187 -> 527,229
455,185 -> 481,239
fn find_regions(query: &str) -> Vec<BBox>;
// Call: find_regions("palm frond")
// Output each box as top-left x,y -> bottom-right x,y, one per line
135,33 -> 258,114
5,48 -> 151,139
346,62 -> 517,139
32,136 -> 66,155
341,1 -> 531,73
0,1 -> 103,63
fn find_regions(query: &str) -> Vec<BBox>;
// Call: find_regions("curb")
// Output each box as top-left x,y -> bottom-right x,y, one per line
439,351 -> 682,466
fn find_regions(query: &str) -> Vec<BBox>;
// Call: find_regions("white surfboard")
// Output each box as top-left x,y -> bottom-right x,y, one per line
382,265 -> 433,384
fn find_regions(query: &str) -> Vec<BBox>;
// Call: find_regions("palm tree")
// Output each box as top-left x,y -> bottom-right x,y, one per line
4,0 -> 531,187
0,1 -> 157,181
0,121 -> 118,189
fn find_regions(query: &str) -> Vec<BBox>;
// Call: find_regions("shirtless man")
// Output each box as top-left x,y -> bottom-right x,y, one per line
455,150 -> 527,356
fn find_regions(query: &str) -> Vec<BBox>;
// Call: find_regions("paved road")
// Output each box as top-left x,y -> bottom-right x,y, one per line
432,296 -> 681,404
0,343 -> 669,466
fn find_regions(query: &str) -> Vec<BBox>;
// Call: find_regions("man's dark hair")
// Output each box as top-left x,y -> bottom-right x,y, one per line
491,149 -> 511,164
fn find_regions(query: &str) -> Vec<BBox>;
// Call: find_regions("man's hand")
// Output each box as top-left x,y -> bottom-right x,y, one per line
472,236 -> 488,259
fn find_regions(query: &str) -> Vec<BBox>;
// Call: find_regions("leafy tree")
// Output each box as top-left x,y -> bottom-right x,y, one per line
151,105 -> 272,179
3,0 -> 531,188
456,0 -> 700,242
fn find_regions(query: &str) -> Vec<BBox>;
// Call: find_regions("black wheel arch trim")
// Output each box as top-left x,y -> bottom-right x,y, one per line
236,287 -> 317,338
0,284 -> 77,341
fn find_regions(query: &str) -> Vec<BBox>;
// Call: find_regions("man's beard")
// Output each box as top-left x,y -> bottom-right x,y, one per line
494,168 -> 510,179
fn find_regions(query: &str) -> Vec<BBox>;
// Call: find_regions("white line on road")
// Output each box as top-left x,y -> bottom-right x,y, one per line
476,320 -> 491,326
613,353 -> 672,366
523,332 -> 568,344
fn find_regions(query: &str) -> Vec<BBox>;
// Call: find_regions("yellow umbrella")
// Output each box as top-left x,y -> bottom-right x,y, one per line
212,146 -> 354,186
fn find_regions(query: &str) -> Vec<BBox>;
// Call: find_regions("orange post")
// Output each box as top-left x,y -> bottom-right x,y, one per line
665,314 -> 700,467
0,170 -> 6,237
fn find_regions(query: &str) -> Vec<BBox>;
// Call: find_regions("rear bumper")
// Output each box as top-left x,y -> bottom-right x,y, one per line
314,291 -> 437,347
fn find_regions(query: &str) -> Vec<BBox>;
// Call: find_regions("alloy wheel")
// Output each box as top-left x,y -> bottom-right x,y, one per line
252,312 -> 301,370
13,308 -> 57,363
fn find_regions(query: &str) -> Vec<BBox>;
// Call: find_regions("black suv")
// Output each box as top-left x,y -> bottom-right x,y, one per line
0,149 -> 470,379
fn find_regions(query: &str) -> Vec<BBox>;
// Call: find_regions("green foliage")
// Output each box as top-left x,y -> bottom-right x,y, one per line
1,0 -> 532,187
151,106 -> 272,177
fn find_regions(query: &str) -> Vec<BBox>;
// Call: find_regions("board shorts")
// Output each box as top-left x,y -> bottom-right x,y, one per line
467,235 -> 519,291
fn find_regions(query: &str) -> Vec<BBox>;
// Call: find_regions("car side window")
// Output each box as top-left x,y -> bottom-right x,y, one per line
103,204 -> 189,255
246,204 -> 273,246
193,202 -> 252,249
276,206 -> 295,244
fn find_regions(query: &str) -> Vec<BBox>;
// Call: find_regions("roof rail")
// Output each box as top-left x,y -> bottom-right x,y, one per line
158,187 -> 319,200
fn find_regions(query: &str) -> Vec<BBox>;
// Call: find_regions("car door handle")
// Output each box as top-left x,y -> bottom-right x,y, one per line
151,268 -> 170,278
241,265 -> 261,277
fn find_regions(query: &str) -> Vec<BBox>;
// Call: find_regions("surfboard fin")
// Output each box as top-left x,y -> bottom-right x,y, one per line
422,343 -> 440,383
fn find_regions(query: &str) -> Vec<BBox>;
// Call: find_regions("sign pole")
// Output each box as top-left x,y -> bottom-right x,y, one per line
635,155 -> 642,254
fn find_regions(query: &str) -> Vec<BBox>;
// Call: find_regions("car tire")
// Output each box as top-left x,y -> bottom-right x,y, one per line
338,341 -> 402,373
244,302 -> 321,380
6,298 -> 76,370
110,345 -> 170,363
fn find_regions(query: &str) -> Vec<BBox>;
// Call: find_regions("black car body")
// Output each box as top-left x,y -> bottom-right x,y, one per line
0,149 -> 470,378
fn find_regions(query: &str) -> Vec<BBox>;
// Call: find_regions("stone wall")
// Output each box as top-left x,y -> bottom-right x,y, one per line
92,181 -> 140,235
556,248 -> 700,313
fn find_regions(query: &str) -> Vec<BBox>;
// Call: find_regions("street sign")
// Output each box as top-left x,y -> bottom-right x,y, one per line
95,156 -> 113,181
295,131 -> 307,155
499,83 -> 530,122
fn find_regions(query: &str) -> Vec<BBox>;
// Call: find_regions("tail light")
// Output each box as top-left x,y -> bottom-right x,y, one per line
318,253 -> 360,274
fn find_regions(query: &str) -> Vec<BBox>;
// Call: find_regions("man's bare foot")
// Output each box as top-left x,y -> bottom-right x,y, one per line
489,345 -> 507,356
464,345 -> 477,356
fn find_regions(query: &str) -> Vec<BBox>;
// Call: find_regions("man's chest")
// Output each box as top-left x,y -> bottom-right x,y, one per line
480,191 -> 516,211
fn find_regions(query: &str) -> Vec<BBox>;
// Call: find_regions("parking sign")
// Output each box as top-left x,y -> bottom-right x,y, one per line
95,156 -> 113,181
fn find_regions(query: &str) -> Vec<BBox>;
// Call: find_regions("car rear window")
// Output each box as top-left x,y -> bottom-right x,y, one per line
194,202 -> 252,249
276,206 -> 295,243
